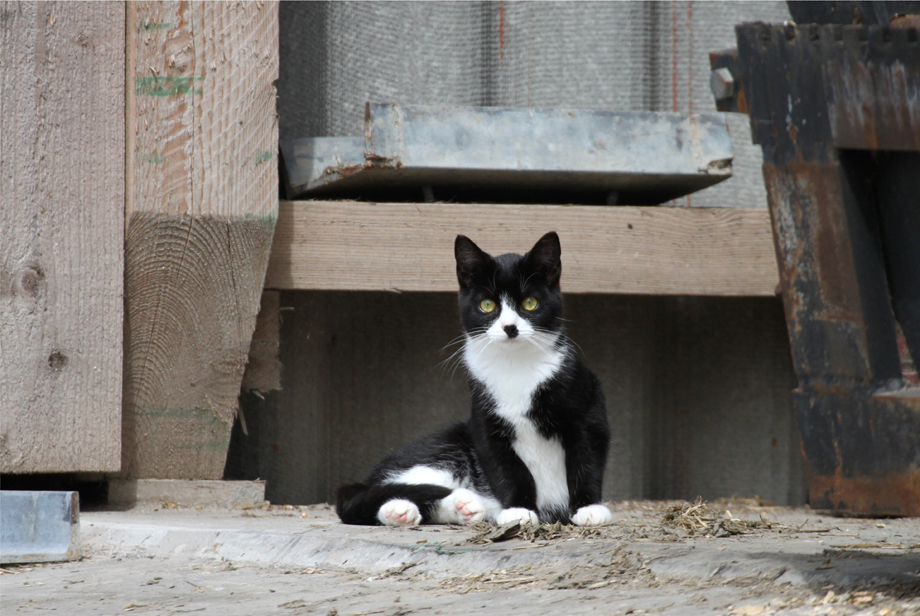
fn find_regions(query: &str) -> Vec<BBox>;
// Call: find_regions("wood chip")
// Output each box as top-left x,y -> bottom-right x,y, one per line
482,576 -> 535,584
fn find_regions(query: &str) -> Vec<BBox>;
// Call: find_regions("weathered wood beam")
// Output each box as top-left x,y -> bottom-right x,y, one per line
264,201 -> 779,296
123,1 -> 279,479
1,2 -> 125,473
241,291 -> 282,394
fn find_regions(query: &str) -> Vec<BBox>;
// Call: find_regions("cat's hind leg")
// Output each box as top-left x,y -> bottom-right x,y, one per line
572,504 -> 614,527
431,488 -> 489,524
377,499 -> 422,526
337,482 -> 451,526
386,465 -> 493,525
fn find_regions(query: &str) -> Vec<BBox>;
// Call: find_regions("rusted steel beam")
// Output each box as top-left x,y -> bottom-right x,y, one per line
825,27 -> 920,150
737,24 -> 904,384
787,1 -> 920,28
735,21 -> 920,516
795,385 -> 920,516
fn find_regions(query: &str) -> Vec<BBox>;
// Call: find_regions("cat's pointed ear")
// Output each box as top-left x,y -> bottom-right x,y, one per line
525,232 -> 562,287
455,235 -> 489,289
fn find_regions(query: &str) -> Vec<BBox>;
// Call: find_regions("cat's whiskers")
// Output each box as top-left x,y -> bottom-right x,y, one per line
525,331 -> 563,357
466,334 -> 498,367
521,330 -> 551,351
523,336 -> 552,357
437,346 -> 466,380
438,328 -> 490,380
439,329 -> 485,353
549,329 -> 582,355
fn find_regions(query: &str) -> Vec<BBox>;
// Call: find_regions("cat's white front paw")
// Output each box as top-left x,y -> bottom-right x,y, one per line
572,504 -> 614,527
377,499 -> 422,526
495,507 -> 539,526
437,488 -> 486,524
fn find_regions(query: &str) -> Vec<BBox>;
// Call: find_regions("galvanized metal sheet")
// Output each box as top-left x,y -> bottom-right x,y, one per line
281,103 -> 733,204
0,491 -> 81,564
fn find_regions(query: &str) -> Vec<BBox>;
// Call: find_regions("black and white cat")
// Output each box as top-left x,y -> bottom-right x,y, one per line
336,232 -> 613,527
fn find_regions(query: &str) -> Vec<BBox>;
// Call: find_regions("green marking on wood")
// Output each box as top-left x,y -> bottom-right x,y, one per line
137,21 -> 173,31
135,76 -> 204,97
135,406 -> 228,428
144,152 -> 164,164
255,150 -> 274,165
242,211 -> 278,226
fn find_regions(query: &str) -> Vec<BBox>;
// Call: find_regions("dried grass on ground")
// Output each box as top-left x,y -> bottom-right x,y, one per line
464,498 -> 787,545
659,497 -> 789,537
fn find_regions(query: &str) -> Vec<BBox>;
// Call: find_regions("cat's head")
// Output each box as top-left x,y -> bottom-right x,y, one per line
454,232 -> 563,345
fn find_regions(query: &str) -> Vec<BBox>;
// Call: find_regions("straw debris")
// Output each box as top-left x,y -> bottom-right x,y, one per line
659,498 -> 784,537
466,520 -> 607,544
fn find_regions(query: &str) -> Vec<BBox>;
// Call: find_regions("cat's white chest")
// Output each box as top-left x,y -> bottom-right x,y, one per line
463,337 -> 570,512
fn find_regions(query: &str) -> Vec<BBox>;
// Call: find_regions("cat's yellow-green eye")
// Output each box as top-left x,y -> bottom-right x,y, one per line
522,296 -> 538,311
479,299 -> 497,313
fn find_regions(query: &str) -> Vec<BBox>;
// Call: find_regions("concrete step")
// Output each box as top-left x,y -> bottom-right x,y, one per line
80,502 -> 920,590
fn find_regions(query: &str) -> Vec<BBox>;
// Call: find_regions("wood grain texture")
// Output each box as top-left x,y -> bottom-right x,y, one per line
265,201 -> 779,296
123,1 -> 279,479
241,291 -> 282,394
0,2 -> 125,473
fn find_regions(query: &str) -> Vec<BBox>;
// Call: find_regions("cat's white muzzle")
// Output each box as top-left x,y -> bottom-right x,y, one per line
486,302 -> 534,344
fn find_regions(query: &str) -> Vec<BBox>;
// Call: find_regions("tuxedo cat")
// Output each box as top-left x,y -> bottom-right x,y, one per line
336,232 -> 613,527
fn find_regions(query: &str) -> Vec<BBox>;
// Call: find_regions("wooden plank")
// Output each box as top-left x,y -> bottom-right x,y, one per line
264,201 -> 779,296
107,479 -> 265,508
0,2 -> 125,473
123,1 -> 279,479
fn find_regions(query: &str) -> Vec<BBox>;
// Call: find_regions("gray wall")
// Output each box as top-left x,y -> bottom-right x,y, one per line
229,292 -> 806,507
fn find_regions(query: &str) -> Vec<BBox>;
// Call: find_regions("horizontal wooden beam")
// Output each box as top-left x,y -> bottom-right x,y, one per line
265,201 -> 779,296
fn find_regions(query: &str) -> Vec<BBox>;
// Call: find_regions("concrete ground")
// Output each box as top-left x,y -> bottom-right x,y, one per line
3,499 -> 920,615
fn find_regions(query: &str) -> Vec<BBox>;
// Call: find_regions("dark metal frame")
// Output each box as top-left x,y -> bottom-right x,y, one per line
713,19 -> 920,516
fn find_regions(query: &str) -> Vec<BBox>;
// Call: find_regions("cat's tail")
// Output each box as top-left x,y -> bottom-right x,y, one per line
335,482 -> 453,525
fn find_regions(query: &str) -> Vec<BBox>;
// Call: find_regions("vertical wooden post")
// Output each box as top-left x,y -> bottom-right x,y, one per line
1,2 -> 125,473
123,1 -> 279,478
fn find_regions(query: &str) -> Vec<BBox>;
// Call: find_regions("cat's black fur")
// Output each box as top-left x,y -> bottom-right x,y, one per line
336,232 -> 610,526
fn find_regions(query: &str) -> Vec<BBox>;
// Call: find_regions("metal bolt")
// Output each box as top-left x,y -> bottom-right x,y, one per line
710,67 -> 735,101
